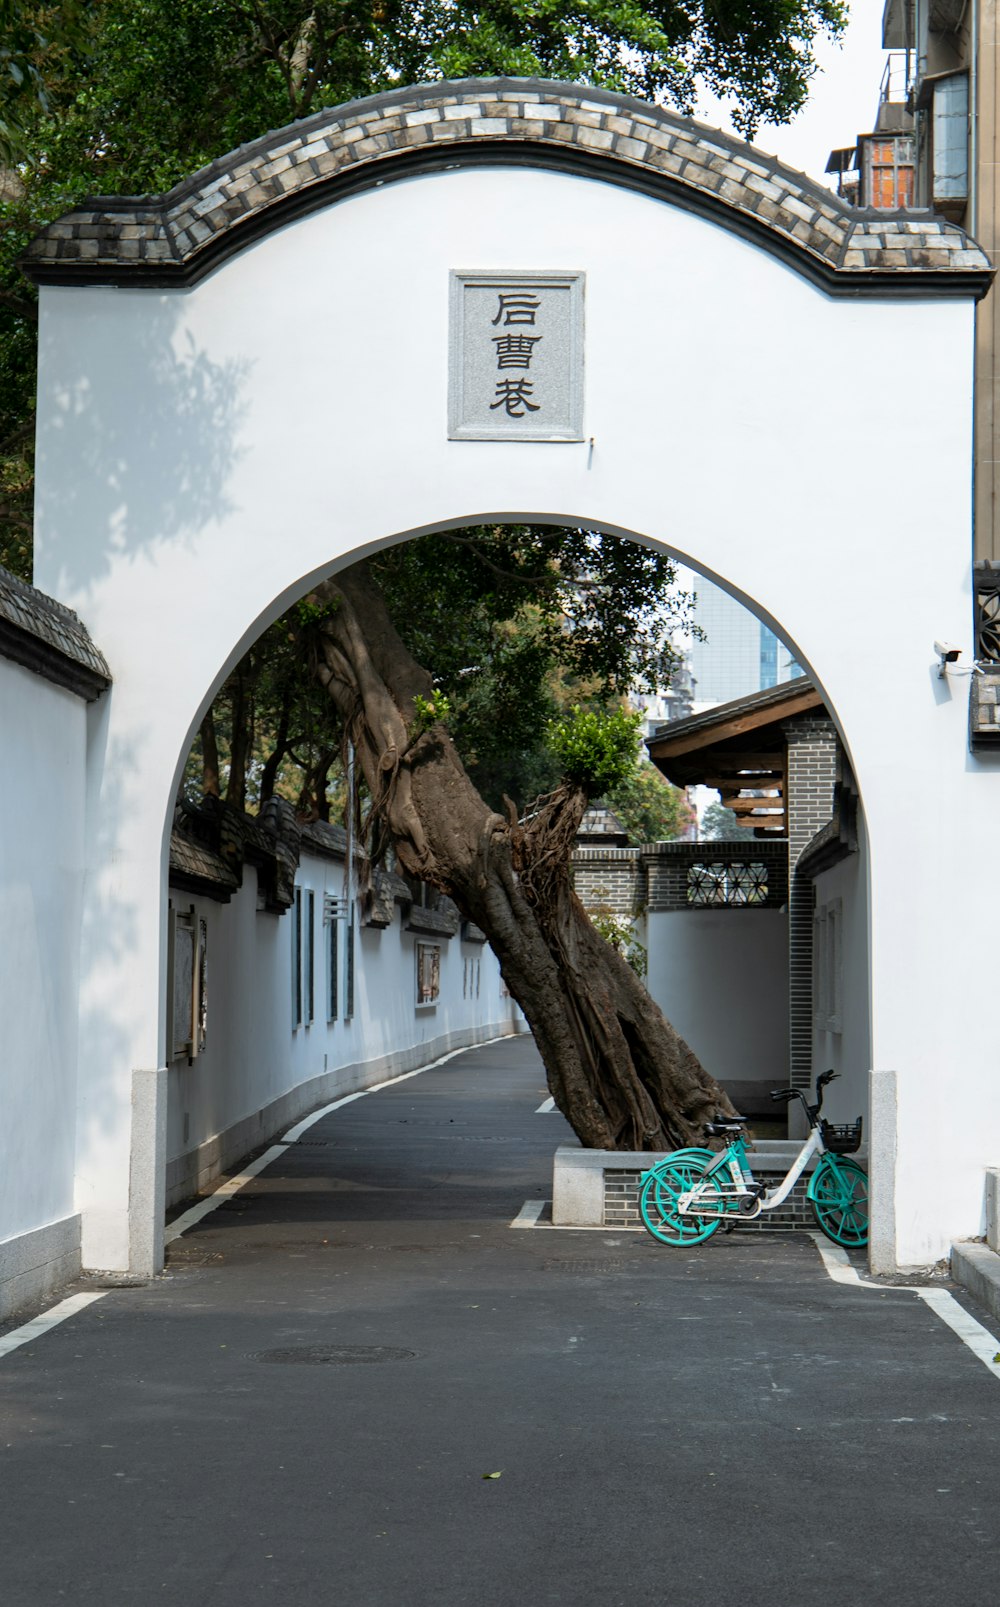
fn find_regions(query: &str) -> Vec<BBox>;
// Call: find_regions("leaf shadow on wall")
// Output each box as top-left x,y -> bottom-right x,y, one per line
36,297 -> 251,594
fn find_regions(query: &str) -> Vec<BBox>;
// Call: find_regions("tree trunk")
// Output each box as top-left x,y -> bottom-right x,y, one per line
259,684 -> 293,804
311,562 -> 736,1151
200,710 -> 221,798
225,666 -> 252,813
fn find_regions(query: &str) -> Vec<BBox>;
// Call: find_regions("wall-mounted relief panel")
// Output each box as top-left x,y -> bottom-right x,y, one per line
448,270 -> 584,441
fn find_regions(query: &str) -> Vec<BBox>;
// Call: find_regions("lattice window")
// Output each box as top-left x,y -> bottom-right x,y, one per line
686,861 -> 769,906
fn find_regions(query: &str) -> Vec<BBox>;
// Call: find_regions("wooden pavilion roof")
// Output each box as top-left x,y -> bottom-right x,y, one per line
646,677 -> 824,838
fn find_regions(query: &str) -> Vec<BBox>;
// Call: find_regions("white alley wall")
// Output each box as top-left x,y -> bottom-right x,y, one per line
646,909 -> 789,1096
0,659 -> 87,1314
165,846 -> 520,1207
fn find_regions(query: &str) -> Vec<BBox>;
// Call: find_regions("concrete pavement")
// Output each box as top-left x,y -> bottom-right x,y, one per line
2,1036 -> 999,1606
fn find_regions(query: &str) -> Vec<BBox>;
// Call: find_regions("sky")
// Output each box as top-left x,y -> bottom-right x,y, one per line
695,0 -> 888,189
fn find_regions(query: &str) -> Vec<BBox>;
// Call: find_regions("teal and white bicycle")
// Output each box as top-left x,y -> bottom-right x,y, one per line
639,1070 -> 868,1249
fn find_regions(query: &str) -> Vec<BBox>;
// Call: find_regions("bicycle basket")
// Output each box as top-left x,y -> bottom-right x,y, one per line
821,1118 -> 863,1155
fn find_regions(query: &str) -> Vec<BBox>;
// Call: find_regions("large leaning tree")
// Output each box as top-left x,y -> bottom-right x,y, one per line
307,529 -> 738,1151
1,0 -> 846,1142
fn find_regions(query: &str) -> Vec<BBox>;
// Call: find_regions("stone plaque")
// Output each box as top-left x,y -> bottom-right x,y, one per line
448,270 -> 585,442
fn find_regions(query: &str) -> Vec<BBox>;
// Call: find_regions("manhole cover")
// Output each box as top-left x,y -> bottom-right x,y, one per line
543,1259 -> 628,1275
448,1134 -> 514,1143
253,1344 -> 417,1366
165,1248 -> 225,1265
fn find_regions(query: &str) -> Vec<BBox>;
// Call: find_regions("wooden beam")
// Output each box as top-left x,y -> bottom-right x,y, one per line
706,772 -> 784,790
698,751 -> 786,771
648,685 -> 823,760
727,801 -> 785,817
721,789 -> 782,805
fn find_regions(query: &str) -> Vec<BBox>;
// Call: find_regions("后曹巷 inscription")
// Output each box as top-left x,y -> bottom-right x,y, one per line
448,271 -> 584,441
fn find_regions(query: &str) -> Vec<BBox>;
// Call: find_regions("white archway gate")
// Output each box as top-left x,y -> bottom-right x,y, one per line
24,80 -> 994,1274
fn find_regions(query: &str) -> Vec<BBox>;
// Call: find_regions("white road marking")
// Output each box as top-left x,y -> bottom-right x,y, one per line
510,1200 -> 546,1228
164,1144 -> 292,1242
510,1201 -> 643,1231
0,1292 -> 108,1360
168,1033 -> 519,1242
808,1233 -> 868,1286
2,1035 -> 519,1363
807,1232 -> 1000,1382
535,1097 -> 556,1113
915,1288 -> 1000,1381
281,1034 -> 512,1142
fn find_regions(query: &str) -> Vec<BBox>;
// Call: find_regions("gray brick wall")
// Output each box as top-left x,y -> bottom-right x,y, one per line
570,847 -> 643,914
783,718 -> 838,1087
605,1167 -> 821,1232
642,839 -> 788,912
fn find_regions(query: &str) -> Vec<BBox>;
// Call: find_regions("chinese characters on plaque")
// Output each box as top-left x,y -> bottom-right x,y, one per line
448,271 -> 585,441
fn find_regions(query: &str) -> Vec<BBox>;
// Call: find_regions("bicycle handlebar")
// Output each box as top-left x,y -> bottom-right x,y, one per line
768,1070 -> 838,1125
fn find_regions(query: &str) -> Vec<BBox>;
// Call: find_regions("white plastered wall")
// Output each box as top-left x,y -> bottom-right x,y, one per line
31,164 -> 989,1271
0,661 -> 85,1264
810,829 -> 872,1128
646,909 -> 789,1095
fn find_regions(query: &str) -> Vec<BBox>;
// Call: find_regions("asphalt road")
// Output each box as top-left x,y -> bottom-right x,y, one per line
2,1035 -> 999,1606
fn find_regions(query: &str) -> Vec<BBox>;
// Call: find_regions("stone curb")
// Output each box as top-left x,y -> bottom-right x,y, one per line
950,1241 -> 1000,1326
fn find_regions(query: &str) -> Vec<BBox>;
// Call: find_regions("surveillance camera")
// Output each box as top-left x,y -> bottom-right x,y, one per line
934,640 -> 961,662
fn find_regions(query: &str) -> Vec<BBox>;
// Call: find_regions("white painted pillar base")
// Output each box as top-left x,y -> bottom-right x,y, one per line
986,1169 -> 1000,1253
868,1068 -> 898,1275
128,1067 -> 167,1277
552,1145 -> 605,1226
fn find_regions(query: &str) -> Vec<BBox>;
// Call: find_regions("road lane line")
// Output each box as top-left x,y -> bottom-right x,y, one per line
915,1288 -> 1000,1381
3,1033 -> 521,1361
0,1292 -> 108,1360
281,1034 -> 514,1142
164,1144 -> 292,1242
807,1232 -> 1000,1382
511,1200 -> 546,1228
535,1097 -> 556,1113
167,1034 -> 518,1241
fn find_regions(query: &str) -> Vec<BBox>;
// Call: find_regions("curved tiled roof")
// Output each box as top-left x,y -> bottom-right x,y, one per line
0,563 -> 110,700
22,79 -> 993,298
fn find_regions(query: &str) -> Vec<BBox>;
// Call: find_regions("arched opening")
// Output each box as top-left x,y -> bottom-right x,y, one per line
156,513 -> 872,1246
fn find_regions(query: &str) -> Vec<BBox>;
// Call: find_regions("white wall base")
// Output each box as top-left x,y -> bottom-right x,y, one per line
0,1215 -> 81,1320
164,1020 -> 519,1209
868,1068 -> 898,1275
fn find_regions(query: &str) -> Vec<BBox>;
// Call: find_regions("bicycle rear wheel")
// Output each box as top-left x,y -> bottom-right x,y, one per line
639,1158 -> 725,1247
809,1156 -> 869,1247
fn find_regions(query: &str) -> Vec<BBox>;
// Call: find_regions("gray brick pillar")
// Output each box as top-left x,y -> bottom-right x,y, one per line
783,718 -> 838,1088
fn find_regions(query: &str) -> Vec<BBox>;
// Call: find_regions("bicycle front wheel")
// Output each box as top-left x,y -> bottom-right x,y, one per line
809,1157 -> 869,1247
639,1158 -> 725,1247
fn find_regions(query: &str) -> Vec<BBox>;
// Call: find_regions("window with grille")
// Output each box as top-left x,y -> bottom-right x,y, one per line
686,861 -> 769,906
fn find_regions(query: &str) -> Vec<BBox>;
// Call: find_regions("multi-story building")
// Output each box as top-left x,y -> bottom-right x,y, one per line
830,4 -> 999,583
685,576 -> 802,709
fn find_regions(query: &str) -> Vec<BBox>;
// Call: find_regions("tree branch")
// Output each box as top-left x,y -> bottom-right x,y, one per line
0,287 -> 37,323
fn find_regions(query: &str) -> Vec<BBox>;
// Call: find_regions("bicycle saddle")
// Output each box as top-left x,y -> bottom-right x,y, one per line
705,1118 -> 747,1136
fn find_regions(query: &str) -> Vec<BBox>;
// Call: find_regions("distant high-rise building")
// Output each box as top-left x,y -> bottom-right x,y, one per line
686,577 -> 801,708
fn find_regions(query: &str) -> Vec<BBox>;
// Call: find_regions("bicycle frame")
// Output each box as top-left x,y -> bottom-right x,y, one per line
676,1122 -> 828,1221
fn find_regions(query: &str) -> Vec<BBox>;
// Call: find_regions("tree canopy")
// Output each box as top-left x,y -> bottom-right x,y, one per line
187,524 -> 699,833
1,0 -> 845,577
